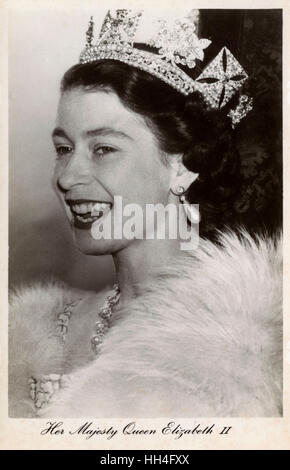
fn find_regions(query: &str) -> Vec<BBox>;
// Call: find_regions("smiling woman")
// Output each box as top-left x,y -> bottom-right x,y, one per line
9,9 -> 282,418
51,87 -> 178,254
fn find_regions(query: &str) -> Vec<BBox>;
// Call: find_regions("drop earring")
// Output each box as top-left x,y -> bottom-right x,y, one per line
179,192 -> 200,224
170,186 -> 200,223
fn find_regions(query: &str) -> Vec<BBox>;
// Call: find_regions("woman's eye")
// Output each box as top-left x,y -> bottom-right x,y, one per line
93,146 -> 116,157
55,145 -> 73,158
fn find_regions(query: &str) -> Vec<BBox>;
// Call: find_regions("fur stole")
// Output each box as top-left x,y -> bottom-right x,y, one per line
9,231 -> 282,417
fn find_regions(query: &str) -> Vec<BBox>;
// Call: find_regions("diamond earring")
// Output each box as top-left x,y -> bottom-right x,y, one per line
182,202 -> 200,224
171,186 -> 185,196
179,192 -> 200,224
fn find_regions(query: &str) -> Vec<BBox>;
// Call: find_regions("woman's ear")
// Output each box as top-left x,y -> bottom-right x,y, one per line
169,154 -> 199,192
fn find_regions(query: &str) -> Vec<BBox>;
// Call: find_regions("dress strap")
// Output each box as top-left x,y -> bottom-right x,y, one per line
29,296 -> 82,414
56,297 -> 82,343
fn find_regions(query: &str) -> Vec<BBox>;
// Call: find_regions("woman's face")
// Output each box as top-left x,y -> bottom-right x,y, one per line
52,88 -> 175,255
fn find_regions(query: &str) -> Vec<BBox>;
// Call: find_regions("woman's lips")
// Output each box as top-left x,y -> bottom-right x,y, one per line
68,201 -> 112,230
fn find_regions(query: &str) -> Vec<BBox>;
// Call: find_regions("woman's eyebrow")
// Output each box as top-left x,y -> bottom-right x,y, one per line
51,127 -> 70,139
51,127 -> 133,141
84,127 -> 133,140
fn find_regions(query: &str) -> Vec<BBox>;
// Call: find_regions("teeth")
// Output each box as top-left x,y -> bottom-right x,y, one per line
71,203 -> 93,214
70,202 -> 111,216
91,202 -> 103,213
91,202 -> 111,215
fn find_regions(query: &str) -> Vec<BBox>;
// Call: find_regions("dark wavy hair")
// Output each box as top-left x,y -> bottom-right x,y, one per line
61,60 -> 241,238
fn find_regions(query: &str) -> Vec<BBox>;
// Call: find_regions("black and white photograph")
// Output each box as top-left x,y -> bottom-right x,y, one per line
1,0 -> 289,451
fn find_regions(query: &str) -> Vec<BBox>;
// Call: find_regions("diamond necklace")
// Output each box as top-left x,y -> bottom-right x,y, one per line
91,283 -> 121,354
29,285 -> 120,412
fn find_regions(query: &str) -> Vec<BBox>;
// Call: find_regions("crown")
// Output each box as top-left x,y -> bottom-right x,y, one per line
79,10 -> 253,123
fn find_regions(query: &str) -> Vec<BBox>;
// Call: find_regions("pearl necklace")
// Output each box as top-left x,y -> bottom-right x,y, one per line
91,284 -> 121,354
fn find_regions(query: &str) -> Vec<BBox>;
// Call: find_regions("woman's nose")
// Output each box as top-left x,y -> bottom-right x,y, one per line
57,151 -> 91,191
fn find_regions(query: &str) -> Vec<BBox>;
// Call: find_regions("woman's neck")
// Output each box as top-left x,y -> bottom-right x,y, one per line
112,237 -> 181,302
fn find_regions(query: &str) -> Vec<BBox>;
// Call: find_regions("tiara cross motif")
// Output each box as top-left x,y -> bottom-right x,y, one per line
79,10 -> 252,125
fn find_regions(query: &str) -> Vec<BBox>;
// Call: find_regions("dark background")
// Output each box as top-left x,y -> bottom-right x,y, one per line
200,9 -> 282,236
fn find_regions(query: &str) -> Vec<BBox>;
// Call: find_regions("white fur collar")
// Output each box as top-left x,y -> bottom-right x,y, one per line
9,231 -> 282,417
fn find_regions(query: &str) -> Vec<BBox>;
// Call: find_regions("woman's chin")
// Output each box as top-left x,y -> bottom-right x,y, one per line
72,227 -> 128,256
